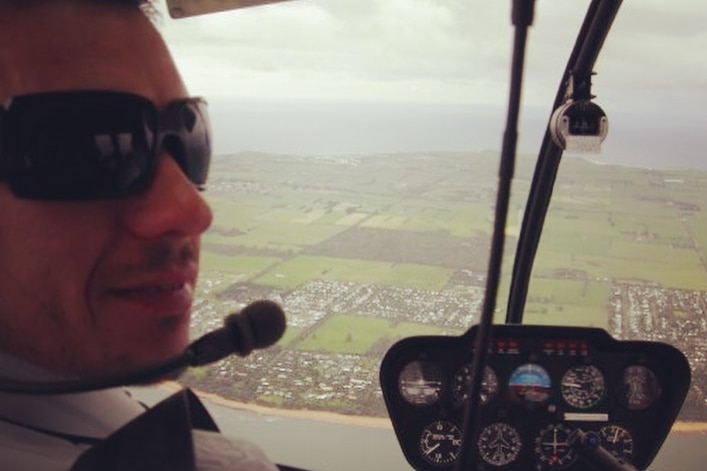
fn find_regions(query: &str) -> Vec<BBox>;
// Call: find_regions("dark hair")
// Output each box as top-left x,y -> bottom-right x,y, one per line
0,0 -> 154,10
0,0 -> 156,18
93,0 -> 155,10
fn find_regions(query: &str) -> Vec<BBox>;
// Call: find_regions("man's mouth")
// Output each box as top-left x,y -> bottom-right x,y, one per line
115,282 -> 190,296
109,281 -> 195,316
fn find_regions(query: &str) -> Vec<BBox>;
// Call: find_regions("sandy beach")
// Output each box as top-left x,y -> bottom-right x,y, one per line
160,381 -> 391,428
160,381 -> 707,433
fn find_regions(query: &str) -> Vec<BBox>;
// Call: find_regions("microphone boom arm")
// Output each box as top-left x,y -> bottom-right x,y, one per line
0,300 -> 286,395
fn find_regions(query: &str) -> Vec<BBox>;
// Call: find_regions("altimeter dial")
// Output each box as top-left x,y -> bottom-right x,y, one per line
561,364 -> 605,409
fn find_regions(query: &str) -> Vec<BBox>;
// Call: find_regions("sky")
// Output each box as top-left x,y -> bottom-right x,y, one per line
155,0 -> 707,168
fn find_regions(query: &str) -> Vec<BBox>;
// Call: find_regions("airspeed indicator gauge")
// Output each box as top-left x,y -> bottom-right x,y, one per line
452,364 -> 499,405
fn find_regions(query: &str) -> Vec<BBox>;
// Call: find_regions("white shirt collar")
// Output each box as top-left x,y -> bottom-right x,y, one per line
0,353 -> 145,440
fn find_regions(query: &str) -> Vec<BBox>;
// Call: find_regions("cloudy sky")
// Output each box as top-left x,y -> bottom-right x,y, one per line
155,1 -> 706,167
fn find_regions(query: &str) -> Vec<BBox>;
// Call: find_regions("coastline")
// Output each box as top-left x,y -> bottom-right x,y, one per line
160,381 -> 707,433
672,422 -> 707,433
160,381 -> 393,429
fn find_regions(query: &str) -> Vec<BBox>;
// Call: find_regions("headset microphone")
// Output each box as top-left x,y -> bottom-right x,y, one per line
0,299 -> 286,395
185,299 -> 286,366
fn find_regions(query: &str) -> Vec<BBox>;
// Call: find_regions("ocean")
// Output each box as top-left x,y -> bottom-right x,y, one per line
208,98 -> 707,170
132,386 -> 705,471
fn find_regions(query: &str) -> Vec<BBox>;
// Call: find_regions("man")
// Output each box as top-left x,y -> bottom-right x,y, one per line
0,1 -> 279,469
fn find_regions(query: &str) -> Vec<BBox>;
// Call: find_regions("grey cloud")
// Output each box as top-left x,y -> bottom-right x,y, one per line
161,1 -> 706,111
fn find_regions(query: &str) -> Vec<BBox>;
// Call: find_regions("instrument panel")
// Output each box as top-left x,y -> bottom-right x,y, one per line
380,325 -> 690,471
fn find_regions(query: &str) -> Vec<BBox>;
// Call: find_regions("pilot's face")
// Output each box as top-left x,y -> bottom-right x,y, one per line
0,3 -> 213,377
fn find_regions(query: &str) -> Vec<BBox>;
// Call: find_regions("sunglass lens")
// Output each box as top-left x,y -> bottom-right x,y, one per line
11,93 -> 157,200
164,99 -> 211,189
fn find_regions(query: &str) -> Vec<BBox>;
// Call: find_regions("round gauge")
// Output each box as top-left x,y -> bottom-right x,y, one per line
419,420 -> 462,466
398,360 -> 443,406
477,422 -> 522,467
561,364 -> 605,409
618,365 -> 662,411
534,424 -> 577,469
598,425 -> 634,462
509,363 -> 552,404
452,364 -> 499,405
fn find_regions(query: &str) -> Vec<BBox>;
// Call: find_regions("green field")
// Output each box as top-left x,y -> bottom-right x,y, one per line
254,255 -> 452,290
200,152 -> 707,350
295,313 -> 459,354
200,252 -> 281,276
181,152 -> 707,421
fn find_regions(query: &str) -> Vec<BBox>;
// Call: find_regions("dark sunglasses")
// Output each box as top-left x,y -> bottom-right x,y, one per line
0,90 -> 211,200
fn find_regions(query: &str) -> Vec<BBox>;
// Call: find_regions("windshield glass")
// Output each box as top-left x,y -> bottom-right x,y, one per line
155,1 -> 707,470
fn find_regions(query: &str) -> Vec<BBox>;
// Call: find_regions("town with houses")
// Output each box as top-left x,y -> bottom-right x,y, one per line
185,277 -> 707,420
180,152 -> 707,421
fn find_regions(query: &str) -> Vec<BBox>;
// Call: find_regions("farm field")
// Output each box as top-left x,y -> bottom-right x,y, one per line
201,151 -> 707,322
188,151 -> 707,420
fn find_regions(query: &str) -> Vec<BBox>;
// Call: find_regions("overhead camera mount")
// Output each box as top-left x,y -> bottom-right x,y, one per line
550,71 -> 609,154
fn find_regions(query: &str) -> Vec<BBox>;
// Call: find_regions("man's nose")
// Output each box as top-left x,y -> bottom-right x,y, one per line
121,153 -> 213,238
